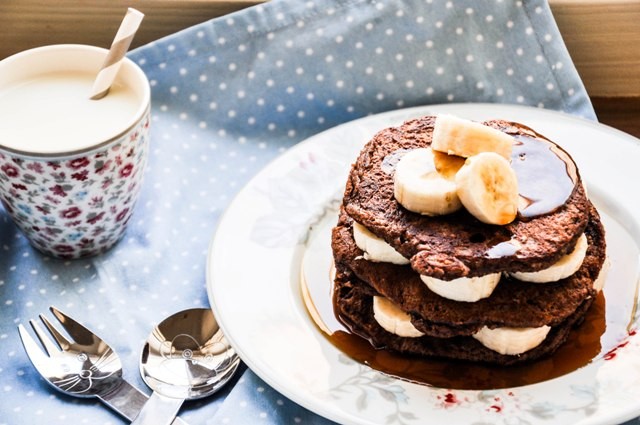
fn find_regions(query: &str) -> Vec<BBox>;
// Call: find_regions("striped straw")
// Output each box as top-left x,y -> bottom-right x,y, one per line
90,8 -> 145,100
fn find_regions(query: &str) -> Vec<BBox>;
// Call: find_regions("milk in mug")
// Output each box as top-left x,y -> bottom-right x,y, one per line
0,44 -> 148,156
0,71 -> 141,153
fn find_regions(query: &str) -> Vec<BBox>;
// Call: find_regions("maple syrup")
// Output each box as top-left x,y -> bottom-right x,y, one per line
511,134 -> 578,219
301,267 -> 606,391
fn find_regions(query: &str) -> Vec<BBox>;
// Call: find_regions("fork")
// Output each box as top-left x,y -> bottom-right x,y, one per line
18,306 -> 188,424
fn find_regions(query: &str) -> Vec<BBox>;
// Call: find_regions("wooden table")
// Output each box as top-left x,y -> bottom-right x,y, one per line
1,0 -> 638,138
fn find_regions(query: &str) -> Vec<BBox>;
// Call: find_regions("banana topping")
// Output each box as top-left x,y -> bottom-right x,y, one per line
393,148 -> 463,216
473,325 -> 551,355
455,152 -> 519,225
394,115 -> 520,225
373,296 -> 424,338
420,273 -> 501,302
432,114 -> 514,159
510,233 -> 588,283
352,221 -> 410,265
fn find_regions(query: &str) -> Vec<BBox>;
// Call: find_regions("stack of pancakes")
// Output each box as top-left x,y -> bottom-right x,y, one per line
331,115 -> 607,365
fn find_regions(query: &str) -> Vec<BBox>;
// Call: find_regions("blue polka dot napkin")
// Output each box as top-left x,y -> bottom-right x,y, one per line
3,0 -> 631,424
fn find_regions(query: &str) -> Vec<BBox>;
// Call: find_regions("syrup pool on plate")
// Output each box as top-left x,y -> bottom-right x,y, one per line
299,208 -> 616,391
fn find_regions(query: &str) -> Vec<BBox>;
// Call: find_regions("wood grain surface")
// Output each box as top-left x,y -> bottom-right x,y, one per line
592,97 -> 640,138
551,0 -> 640,97
0,1 -> 260,58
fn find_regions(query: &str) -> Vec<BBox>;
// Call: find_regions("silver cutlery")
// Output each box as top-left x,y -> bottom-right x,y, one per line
18,306 -> 188,424
132,308 -> 240,425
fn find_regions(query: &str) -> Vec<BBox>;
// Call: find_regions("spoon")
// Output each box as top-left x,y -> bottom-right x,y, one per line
132,308 -> 240,425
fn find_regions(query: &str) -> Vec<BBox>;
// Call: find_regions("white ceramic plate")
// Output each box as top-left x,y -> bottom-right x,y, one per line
207,104 -> 640,425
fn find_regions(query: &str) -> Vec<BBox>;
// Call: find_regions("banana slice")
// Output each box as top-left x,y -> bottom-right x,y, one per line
455,152 -> 519,225
509,233 -> 588,283
373,296 -> 424,338
394,148 -> 463,215
420,273 -> 501,302
432,114 -> 514,159
352,221 -> 410,265
473,325 -> 551,355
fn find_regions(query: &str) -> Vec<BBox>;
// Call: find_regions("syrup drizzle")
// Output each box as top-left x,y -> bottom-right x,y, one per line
484,240 -> 521,259
511,135 -> 577,219
381,148 -> 411,174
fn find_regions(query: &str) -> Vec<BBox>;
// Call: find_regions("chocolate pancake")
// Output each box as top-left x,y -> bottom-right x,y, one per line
342,116 -> 591,280
332,203 -> 606,338
332,263 -> 595,365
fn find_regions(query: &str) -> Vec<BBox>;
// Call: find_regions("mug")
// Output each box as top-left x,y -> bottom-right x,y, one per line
0,44 -> 150,259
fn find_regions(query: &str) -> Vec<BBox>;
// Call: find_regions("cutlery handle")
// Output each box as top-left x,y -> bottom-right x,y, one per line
130,390 -> 185,425
99,380 -> 188,425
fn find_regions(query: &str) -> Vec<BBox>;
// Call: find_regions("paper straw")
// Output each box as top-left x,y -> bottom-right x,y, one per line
90,8 -> 145,100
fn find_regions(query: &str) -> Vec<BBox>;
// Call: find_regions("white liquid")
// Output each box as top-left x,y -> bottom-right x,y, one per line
0,71 -> 142,154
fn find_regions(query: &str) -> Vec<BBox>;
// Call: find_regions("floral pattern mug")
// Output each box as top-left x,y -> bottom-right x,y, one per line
0,45 -> 151,259
0,116 -> 149,258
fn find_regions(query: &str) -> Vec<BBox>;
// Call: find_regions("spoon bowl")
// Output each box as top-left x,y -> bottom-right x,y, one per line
133,308 -> 240,425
